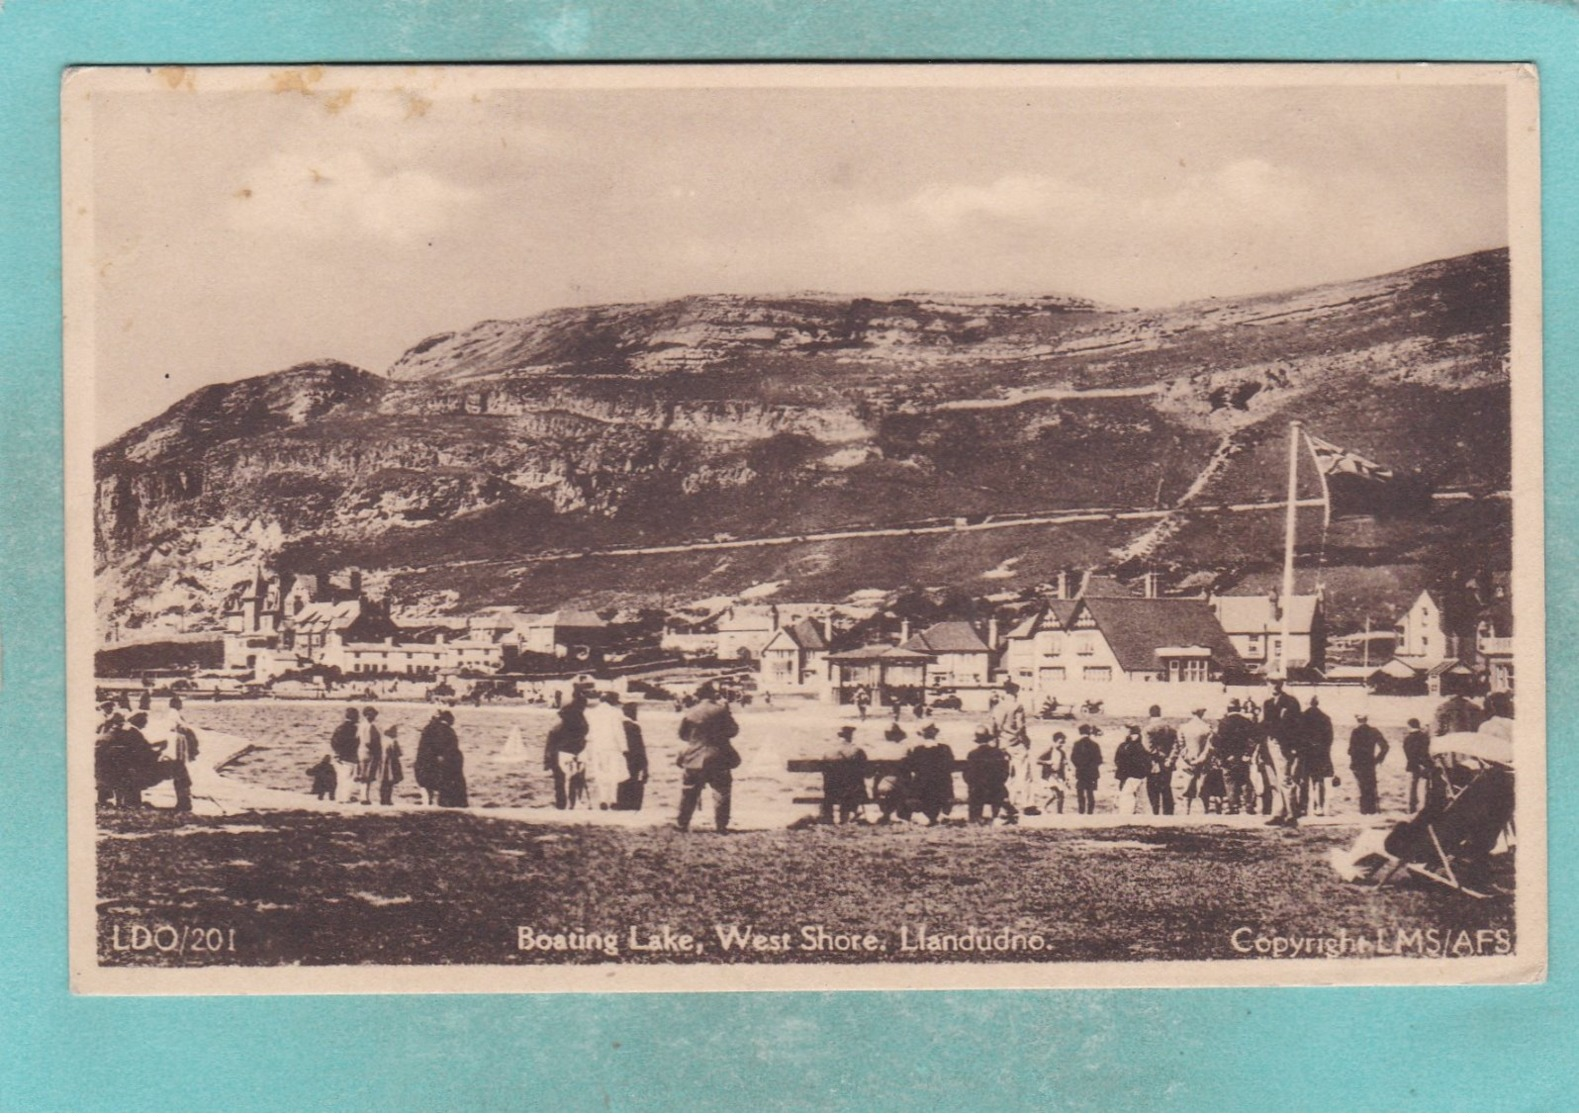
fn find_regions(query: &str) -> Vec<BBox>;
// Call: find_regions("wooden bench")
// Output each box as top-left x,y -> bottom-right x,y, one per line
785,757 -> 966,806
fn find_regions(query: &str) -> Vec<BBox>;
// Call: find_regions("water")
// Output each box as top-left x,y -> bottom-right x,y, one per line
180,698 -> 844,821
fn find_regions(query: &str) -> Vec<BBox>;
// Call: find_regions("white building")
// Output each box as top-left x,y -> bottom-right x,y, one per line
1210,593 -> 1325,676
1396,589 -> 1450,660
758,618 -> 830,692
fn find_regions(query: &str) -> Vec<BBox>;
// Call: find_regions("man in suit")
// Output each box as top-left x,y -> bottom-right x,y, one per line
1215,700 -> 1260,815
903,722 -> 956,825
676,682 -> 740,833
1260,679 -> 1305,827
1348,713 -> 1391,815
821,725 -> 869,824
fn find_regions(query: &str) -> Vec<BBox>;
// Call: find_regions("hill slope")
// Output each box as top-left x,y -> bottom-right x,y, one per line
94,249 -> 1511,639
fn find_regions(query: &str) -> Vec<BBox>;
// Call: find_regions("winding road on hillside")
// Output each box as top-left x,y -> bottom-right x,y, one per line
391,489 -> 1503,578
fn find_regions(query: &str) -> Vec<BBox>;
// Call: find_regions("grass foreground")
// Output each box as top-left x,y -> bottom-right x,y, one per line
96,806 -> 1514,968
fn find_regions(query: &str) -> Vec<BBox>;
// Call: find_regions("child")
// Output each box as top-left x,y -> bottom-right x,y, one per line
306,755 -> 338,801
561,752 -> 590,810
1036,732 -> 1070,815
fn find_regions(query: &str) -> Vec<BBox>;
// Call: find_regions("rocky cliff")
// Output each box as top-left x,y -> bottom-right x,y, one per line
95,249 -> 1511,639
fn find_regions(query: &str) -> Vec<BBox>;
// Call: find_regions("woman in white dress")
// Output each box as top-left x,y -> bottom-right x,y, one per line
582,691 -> 630,810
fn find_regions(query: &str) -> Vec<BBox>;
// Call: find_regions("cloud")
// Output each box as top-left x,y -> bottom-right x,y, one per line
227,150 -> 479,244
850,159 -> 1311,239
814,159 -> 1326,303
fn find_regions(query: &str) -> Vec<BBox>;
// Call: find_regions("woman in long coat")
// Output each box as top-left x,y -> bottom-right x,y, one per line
435,717 -> 468,808
414,709 -> 454,805
581,691 -> 630,809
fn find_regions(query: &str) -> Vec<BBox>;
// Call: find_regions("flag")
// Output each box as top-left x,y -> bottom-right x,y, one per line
1305,432 -> 1432,522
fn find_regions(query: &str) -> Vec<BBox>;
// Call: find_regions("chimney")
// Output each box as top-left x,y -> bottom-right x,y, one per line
822,615 -> 833,643
987,616 -> 999,649
770,605 -> 780,631
900,618 -> 911,644
1144,572 -> 1158,599
349,568 -> 363,597
1055,570 -> 1069,600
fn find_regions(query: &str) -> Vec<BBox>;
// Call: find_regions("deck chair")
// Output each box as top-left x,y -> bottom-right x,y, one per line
1374,758 -> 1513,899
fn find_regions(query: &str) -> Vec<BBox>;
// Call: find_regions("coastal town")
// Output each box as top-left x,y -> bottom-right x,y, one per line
97,560 -> 1515,717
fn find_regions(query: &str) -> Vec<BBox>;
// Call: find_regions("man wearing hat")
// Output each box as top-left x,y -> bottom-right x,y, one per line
963,723 -> 1016,824
1260,679 -> 1305,827
1143,704 -> 1180,816
328,707 -> 361,803
821,725 -> 870,825
110,711 -> 162,808
676,682 -> 741,833
1302,695 -> 1336,816
1215,699 -> 1260,815
1347,713 -> 1391,815
1070,724 -> 1103,815
903,723 -> 956,825
1401,715 -> 1433,813
1113,724 -> 1152,816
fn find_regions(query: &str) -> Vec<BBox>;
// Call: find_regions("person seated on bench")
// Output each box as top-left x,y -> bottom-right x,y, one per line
964,724 -> 1017,825
903,722 -> 956,825
821,725 -> 869,824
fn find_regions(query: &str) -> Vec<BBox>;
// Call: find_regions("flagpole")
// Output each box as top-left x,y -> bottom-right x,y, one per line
1280,420 -> 1302,678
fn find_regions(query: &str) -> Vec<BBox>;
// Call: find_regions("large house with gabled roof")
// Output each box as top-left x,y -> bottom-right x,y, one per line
997,583 -> 1241,703
903,620 -> 993,686
759,617 -> 831,691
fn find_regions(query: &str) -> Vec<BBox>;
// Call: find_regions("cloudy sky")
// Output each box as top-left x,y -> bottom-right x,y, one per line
82,66 -> 1510,438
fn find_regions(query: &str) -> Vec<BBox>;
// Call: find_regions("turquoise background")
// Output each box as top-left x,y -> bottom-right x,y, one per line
1,0 -> 1574,1109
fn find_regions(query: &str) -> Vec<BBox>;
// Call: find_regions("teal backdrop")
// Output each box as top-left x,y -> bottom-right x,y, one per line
0,0 -> 1573,1109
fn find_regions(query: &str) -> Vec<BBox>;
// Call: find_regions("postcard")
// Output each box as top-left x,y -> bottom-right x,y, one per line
63,62 -> 1543,993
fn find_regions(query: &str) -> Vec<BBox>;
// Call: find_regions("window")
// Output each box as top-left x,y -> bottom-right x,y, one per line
1171,658 -> 1208,683
1076,636 -> 1095,656
1083,666 -> 1111,682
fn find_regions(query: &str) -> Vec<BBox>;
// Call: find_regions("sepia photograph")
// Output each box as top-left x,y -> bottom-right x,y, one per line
62,62 -> 1544,993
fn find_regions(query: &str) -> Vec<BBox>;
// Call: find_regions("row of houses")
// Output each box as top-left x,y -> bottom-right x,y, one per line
745,579 -> 1514,708
749,578 -> 1325,710
220,566 -> 1514,701
221,570 -> 611,680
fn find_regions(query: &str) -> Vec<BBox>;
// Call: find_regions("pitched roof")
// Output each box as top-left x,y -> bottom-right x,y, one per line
903,621 -> 990,655
766,618 -> 828,652
785,617 -> 828,650
1379,655 -> 1470,677
522,609 -> 605,628
1006,600 -> 1080,639
289,600 -> 363,633
1079,597 -> 1241,674
826,643 -> 933,663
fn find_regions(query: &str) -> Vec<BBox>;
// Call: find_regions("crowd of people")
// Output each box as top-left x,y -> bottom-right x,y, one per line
93,694 -> 197,810
809,680 -> 1515,827
96,673 -> 1512,837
